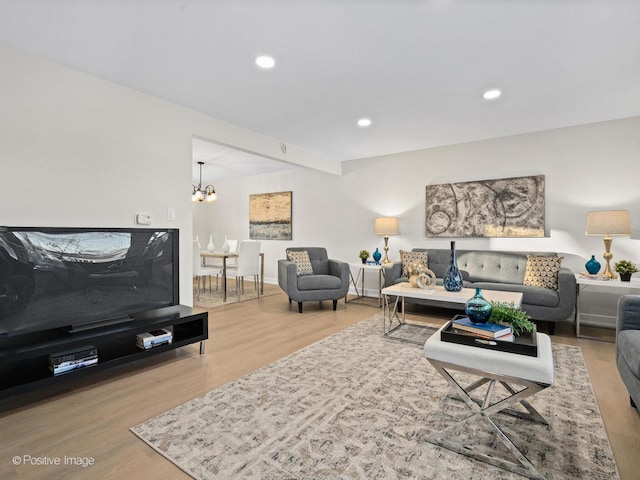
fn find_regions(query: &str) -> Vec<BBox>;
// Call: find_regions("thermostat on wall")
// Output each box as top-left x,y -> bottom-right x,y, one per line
135,213 -> 151,225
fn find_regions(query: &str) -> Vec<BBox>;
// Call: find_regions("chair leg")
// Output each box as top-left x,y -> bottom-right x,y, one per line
333,299 -> 337,311
298,302 -> 303,313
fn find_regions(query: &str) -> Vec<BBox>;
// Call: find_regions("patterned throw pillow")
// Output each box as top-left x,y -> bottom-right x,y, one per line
523,255 -> 564,291
400,250 -> 428,277
286,250 -> 314,276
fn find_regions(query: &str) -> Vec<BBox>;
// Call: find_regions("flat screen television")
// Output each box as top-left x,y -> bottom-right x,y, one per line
0,226 -> 179,337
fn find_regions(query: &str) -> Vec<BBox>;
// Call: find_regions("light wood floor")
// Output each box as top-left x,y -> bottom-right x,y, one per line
1,291 -> 638,479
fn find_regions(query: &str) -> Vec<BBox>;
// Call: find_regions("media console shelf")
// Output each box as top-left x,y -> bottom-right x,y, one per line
0,305 -> 208,399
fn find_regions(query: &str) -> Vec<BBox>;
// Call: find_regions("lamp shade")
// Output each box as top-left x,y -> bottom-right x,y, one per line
374,217 -> 399,235
585,210 -> 631,236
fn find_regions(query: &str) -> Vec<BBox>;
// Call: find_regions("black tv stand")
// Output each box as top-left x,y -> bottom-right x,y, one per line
65,314 -> 135,333
0,305 -> 207,400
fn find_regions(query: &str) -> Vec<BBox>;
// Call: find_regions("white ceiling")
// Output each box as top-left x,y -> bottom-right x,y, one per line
192,138 -> 295,184
1,1 -> 640,179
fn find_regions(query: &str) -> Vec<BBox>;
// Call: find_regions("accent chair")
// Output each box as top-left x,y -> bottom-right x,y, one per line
278,247 -> 349,313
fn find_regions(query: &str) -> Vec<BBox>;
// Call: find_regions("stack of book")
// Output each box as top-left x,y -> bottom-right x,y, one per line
136,328 -> 173,350
49,345 -> 98,376
451,317 -> 514,341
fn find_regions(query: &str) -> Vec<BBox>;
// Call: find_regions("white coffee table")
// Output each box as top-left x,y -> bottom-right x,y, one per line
424,325 -> 553,480
381,283 -> 523,343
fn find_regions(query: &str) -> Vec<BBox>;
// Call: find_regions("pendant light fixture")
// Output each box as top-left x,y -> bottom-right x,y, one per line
192,161 -> 217,203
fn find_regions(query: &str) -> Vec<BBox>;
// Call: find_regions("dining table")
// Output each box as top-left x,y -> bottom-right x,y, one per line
200,251 -> 265,302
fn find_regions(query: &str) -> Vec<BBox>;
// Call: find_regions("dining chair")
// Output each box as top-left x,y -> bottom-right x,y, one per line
193,240 -> 222,297
225,240 -> 261,301
226,239 -> 239,267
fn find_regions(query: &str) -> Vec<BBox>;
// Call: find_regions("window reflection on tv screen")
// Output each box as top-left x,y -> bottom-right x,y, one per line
0,227 -> 178,337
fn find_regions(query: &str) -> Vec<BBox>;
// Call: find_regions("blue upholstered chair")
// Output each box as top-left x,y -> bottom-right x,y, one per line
616,295 -> 640,408
278,247 -> 349,313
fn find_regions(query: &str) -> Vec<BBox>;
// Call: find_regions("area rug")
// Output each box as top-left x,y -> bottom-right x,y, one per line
193,282 -> 282,309
131,316 -> 619,480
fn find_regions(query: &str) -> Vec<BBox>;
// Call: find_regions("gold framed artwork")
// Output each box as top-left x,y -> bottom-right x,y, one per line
425,175 -> 545,238
249,191 -> 292,240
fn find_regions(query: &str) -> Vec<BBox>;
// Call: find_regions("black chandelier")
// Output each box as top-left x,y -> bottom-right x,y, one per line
192,161 -> 217,203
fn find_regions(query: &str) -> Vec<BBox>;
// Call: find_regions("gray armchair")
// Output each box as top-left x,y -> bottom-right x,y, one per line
278,247 -> 349,313
616,295 -> 640,408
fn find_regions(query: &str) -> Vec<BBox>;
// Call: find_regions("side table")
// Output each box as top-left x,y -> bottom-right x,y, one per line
574,274 -> 640,342
347,262 -> 385,307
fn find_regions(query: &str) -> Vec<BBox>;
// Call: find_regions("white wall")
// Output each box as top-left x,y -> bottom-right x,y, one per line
0,44 -> 336,307
203,116 -> 640,326
6,41 -> 637,327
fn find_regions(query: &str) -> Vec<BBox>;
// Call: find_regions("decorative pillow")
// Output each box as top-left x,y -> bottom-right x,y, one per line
400,250 -> 428,277
287,250 -> 314,276
523,255 -> 564,291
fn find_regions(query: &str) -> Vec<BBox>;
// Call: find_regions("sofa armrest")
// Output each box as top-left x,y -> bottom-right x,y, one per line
278,259 -> 299,296
382,261 -> 403,287
328,259 -> 350,284
617,295 -> 640,333
555,268 -> 577,316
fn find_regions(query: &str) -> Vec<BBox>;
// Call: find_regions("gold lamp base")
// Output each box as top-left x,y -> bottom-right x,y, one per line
382,235 -> 391,264
602,235 -> 617,279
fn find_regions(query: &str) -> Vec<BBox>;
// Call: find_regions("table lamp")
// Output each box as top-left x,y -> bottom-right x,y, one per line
374,217 -> 399,264
585,210 -> 631,279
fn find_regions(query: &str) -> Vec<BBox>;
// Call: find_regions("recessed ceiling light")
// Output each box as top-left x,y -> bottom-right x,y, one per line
357,118 -> 372,128
483,89 -> 502,100
255,55 -> 276,69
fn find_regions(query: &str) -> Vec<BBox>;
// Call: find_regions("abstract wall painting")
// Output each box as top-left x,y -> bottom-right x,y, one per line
425,175 -> 545,238
249,191 -> 292,240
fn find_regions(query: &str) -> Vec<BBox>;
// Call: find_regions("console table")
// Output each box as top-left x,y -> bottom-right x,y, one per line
346,262 -> 385,307
574,274 -> 640,342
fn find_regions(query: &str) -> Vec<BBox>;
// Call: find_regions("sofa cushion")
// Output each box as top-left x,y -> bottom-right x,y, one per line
400,250 -> 428,277
470,282 -> 560,308
618,329 -> 640,378
458,251 -> 527,285
413,249 -> 449,278
287,250 -> 314,276
523,255 -> 564,291
297,274 -> 342,291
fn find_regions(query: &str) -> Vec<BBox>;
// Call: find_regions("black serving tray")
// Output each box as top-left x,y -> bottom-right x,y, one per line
441,315 -> 538,357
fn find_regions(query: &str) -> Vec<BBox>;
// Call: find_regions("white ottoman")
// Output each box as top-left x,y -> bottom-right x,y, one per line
423,325 -> 554,480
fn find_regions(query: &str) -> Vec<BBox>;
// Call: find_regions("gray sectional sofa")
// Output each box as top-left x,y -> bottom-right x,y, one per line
383,248 -> 576,333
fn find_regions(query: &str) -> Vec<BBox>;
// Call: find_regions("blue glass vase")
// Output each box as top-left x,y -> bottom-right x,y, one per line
444,241 -> 463,292
465,287 -> 492,323
372,248 -> 382,264
585,255 -> 601,275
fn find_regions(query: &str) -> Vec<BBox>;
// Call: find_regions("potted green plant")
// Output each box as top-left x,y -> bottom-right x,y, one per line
615,260 -> 638,282
359,250 -> 370,264
489,301 -> 535,336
